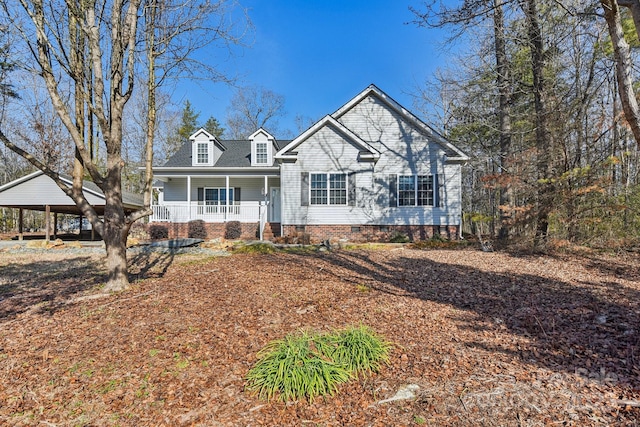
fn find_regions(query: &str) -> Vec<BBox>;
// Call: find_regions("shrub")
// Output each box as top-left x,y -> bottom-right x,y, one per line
317,325 -> 391,378
188,219 -> 207,239
148,224 -> 168,240
129,221 -> 149,239
225,220 -> 242,239
245,331 -> 351,402
389,232 -> 410,243
246,326 -> 392,402
233,242 -> 276,254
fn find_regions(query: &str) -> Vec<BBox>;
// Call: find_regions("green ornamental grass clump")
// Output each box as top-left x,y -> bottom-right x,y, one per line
245,326 -> 392,402
318,325 -> 392,378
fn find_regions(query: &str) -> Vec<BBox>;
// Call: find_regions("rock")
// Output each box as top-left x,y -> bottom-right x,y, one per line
26,240 -> 48,248
377,384 -> 420,404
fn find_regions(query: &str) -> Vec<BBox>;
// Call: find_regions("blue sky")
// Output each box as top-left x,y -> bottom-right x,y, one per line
172,1 -> 452,138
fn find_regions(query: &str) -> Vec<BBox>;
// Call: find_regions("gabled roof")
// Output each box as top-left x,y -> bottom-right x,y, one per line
249,128 -> 276,141
0,170 -> 144,214
190,128 -> 227,150
275,115 -> 380,162
333,84 -> 469,162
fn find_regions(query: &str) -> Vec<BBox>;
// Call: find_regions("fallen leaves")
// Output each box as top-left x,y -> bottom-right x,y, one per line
0,248 -> 639,425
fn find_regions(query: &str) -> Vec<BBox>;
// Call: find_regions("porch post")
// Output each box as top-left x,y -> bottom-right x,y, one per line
53,213 -> 58,239
225,175 -> 230,221
45,204 -> 50,241
18,208 -> 23,241
264,175 -> 268,199
187,175 -> 192,221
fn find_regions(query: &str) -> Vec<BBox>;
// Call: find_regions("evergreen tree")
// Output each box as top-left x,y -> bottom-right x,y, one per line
177,100 -> 200,140
202,115 -> 225,138
164,100 -> 201,157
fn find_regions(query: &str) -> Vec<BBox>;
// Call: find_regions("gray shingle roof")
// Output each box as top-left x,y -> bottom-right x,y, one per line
162,139 -> 290,168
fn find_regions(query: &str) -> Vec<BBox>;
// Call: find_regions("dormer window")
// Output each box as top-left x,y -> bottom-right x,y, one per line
196,142 -> 209,164
249,128 -> 275,167
255,142 -> 268,164
190,128 -> 221,166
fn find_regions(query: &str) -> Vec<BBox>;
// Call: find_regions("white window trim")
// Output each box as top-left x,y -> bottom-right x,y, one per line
255,141 -> 269,165
193,141 -> 214,166
397,174 -> 434,207
309,172 -> 348,206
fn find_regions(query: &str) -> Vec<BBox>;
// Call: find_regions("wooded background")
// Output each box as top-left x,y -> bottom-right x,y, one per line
2,0 -> 640,250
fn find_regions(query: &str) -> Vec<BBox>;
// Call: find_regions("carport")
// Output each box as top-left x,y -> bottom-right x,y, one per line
0,171 -> 144,241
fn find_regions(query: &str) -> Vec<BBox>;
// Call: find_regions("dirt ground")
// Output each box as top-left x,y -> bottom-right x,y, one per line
0,246 -> 639,426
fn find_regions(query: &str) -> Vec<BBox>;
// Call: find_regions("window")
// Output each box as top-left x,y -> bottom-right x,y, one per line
310,174 -> 327,205
196,142 -> 209,164
310,173 -> 347,205
417,175 -> 434,206
329,174 -> 347,204
398,175 -> 434,207
204,188 -> 234,205
255,142 -> 268,164
398,175 -> 415,206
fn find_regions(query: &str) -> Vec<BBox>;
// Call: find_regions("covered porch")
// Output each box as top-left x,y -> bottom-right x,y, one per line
151,171 -> 281,236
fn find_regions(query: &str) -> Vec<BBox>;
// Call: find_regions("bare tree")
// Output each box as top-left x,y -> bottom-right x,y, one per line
226,85 -> 286,138
0,0 -> 247,291
600,0 -> 640,147
412,0 -> 516,241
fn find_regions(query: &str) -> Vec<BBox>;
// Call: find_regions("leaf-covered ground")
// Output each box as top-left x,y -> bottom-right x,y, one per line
0,246 -> 639,426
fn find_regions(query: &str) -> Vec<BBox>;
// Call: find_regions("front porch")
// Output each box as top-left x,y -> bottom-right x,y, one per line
150,202 -> 265,223
150,173 -> 281,240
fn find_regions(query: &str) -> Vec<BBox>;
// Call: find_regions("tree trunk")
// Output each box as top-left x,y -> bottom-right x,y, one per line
144,0 -> 157,209
602,0 -> 640,148
102,186 -> 130,292
494,0 -> 512,241
617,0 -> 640,41
521,0 -> 552,247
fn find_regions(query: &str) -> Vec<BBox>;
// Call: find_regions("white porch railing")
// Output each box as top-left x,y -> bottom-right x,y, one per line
151,203 -> 261,223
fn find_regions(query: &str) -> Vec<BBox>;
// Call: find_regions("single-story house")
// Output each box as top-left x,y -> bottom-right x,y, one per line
151,84 -> 468,242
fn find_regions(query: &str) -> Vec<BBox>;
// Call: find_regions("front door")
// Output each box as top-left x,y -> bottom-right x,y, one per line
270,187 -> 281,222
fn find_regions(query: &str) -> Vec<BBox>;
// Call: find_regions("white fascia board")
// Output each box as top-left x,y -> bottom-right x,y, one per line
248,128 -> 275,141
0,170 -> 43,192
153,166 -> 280,173
189,128 -> 214,140
274,115 -> 379,160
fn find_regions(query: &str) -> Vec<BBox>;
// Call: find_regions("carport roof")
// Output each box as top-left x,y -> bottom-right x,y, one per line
0,171 -> 144,215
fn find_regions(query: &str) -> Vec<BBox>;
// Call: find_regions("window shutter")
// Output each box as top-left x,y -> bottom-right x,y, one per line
348,173 -> 356,207
437,174 -> 444,207
301,172 -> 309,206
197,187 -> 204,205
389,175 -> 397,207
234,187 -> 241,204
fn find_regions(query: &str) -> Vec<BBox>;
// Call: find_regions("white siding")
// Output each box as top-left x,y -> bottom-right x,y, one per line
163,179 -> 187,202
280,93 -> 463,227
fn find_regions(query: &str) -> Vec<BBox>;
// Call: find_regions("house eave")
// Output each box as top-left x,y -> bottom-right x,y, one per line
444,156 -> 469,164
152,166 -> 280,172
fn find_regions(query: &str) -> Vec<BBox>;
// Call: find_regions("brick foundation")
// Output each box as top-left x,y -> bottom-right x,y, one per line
146,222 -> 459,243
147,221 -> 260,240
281,224 -> 460,244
